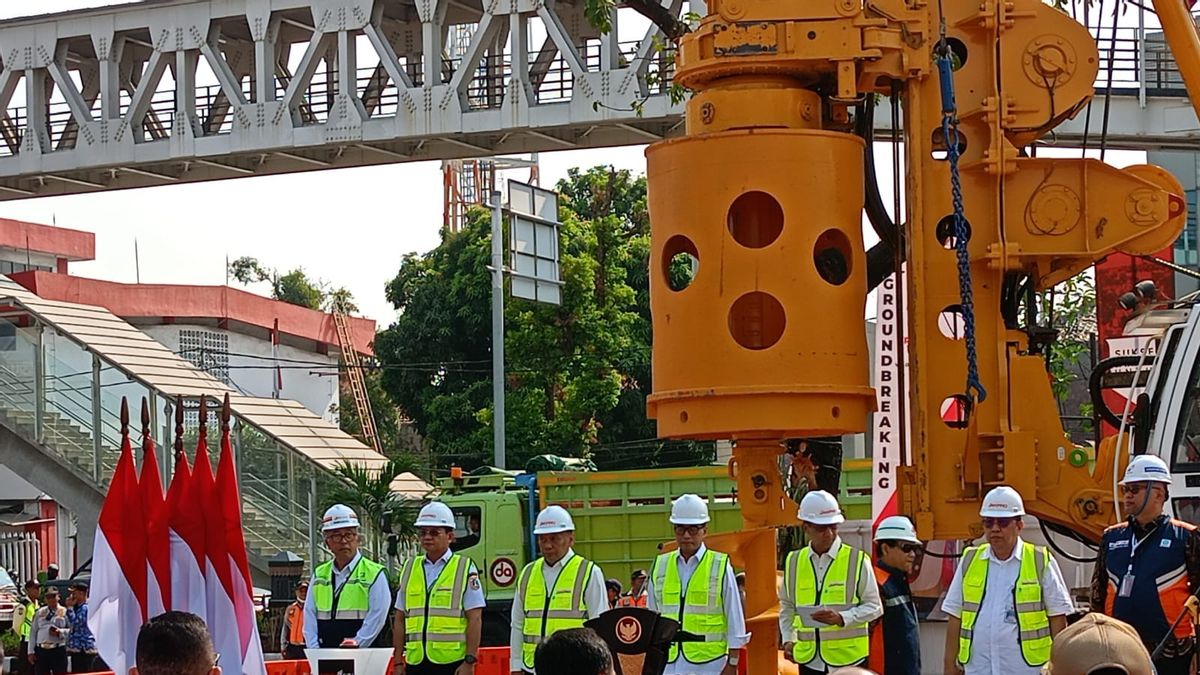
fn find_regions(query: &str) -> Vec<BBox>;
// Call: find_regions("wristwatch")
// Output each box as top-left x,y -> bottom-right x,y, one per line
464,654 -> 478,665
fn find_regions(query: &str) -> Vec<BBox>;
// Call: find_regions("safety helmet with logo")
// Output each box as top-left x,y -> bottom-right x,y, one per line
798,490 -> 845,525
321,504 -> 361,532
978,486 -> 1026,518
670,493 -> 711,525
1120,455 -> 1172,485
873,515 -> 921,544
414,501 -> 457,529
533,505 -> 576,534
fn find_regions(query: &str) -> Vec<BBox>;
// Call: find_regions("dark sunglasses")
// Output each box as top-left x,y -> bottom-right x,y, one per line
419,527 -> 448,538
896,543 -> 923,554
1120,484 -> 1153,495
673,524 -> 705,536
982,517 -> 1018,529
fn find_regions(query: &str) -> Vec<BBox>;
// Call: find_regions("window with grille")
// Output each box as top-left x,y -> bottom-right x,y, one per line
179,329 -> 230,384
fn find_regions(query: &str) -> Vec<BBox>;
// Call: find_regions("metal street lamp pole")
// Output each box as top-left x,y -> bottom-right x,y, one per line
490,190 -> 507,469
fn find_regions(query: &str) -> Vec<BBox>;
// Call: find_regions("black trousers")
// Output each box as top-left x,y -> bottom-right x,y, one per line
1153,652 -> 1194,675
408,661 -> 464,675
283,643 -> 307,660
801,661 -> 867,675
67,652 -> 104,673
33,647 -> 68,675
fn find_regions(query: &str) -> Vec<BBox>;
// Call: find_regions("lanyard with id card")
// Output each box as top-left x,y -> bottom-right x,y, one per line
1119,528 -> 1156,597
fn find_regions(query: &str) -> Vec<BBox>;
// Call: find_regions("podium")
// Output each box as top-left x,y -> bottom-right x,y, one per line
585,607 -> 702,675
304,648 -> 393,675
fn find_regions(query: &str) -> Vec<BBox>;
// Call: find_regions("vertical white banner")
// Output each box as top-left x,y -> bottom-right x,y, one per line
871,272 -> 907,527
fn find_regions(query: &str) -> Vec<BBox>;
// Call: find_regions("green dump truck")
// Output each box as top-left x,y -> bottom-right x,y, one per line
436,460 -> 872,644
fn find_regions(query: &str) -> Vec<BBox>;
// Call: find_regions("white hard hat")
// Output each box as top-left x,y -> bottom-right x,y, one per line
979,486 -> 1026,518
670,494 -> 710,525
321,504 -> 361,532
798,490 -> 844,525
414,502 -> 456,529
1120,455 -> 1172,485
874,515 -> 921,544
533,505 -> 576,534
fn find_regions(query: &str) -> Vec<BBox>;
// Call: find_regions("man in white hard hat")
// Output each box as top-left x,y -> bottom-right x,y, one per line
868,515 -> 922,675
780,490 -> 882,674
942,486 -> 1073,675
644,494 -> 748,675
304,504 -> 391,667
509,505 -> 608,675
394,502 -> 485,675
1090,454 -> 1200,675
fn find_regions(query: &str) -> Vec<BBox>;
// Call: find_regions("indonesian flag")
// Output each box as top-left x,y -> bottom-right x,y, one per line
168,437 -> 207,621
89,424 -> 148,674
211,424 -> 268,674
140,434 -> 169,618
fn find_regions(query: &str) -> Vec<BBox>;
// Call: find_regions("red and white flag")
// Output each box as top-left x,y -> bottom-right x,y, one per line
89,420 -> 148,674
213,423 -> 268,674
140,434 -> 169,619
171,434 -> 210,622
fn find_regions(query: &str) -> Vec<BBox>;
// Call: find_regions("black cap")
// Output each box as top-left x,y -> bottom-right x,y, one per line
295,579 -> 309,589
43,587 -> 59,597
69,581 -> 89,591
631,569 -> 647,580
605,578 -> 622,593
25,579 -> 40,588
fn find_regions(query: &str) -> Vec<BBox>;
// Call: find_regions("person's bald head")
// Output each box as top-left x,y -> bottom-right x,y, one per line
830,668 -> 877,675
128,611 -> 220,675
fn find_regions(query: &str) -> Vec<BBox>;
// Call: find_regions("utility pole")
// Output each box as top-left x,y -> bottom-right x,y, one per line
490,191 -> 506,469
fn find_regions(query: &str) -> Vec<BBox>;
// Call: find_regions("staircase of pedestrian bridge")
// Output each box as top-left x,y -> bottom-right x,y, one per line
0,279 -> 405,579
0,0 -> 1193,199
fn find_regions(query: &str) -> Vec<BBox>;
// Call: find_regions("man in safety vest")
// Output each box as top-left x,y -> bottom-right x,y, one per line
509,505 -> 608,675
280,580 -> 308,660
615,569 -> 648,608
17,579 -> 41,675
303,504 -> 392,660
646,493 -> 748,675
942,486 -> 1073,675
393,502 -> 484,675
780,490 -> 881,674
1090,455 -> 1200,675
868,516 -> 922,675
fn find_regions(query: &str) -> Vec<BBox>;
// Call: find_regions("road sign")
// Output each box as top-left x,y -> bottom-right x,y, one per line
508,180 -> 562,305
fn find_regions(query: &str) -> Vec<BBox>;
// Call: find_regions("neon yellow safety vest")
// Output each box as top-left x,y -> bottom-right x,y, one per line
518,554 -> 595,670
652,548 -> 730,664
312,556 -> 387,620
957,542 -> 1052,667
399,554 -> 471,665
19,600 -> 36,640
785,544 -> 871,667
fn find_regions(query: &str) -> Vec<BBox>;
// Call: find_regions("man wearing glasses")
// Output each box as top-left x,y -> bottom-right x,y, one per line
645,494 -> 748,675
304,504 -> 392,661
942,486 -> 1072,675
394,502 -> 484,675
781,490 -> 882,674
1091,455 -> 1200,675
868,516 -> 922,675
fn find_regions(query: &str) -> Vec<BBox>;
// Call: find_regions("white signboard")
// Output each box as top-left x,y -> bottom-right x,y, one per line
871,272 -> 910,528
508,181 -> 563,305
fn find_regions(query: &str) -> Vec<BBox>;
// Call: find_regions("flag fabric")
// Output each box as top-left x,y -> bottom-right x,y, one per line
89,428 -> 148,674
140,435 -> 169,618
171,434 -> 210,622
215,425 -> 268,674
91,399 -> 269,675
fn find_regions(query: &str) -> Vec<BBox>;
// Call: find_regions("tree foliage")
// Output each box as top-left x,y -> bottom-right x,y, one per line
376,166 -> 713,471
227,256 -> 357,313
322,456 -> 426,555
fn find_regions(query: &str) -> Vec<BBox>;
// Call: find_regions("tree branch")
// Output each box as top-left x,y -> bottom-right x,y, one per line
622,0 -> 690,40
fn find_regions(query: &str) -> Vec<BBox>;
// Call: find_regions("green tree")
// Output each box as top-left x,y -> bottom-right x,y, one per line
333,370 -> 430,463
376,166 -> 713,471
227,256 -> 356,312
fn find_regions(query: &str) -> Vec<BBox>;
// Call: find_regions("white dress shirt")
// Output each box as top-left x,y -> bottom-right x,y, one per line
509,548 -> 608,673
941,538 -> 1074,675
645,544 -> 750,675
393,548 -> 487,612
778,537 -> 883,673
30,605 -> 69,648
303,552 -> 393,649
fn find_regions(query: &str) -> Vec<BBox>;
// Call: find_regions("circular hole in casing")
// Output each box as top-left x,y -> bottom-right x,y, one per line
936,214 -> 972,250
728,291 -> 786,350
727,191 -> 784,249
662,234 -> 699,291
940,394 -> 972,429
813,229 -> 853,286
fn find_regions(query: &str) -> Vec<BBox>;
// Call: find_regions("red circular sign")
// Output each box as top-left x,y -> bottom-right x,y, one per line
616,616 -> 642,644
490,557 -> 517,587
